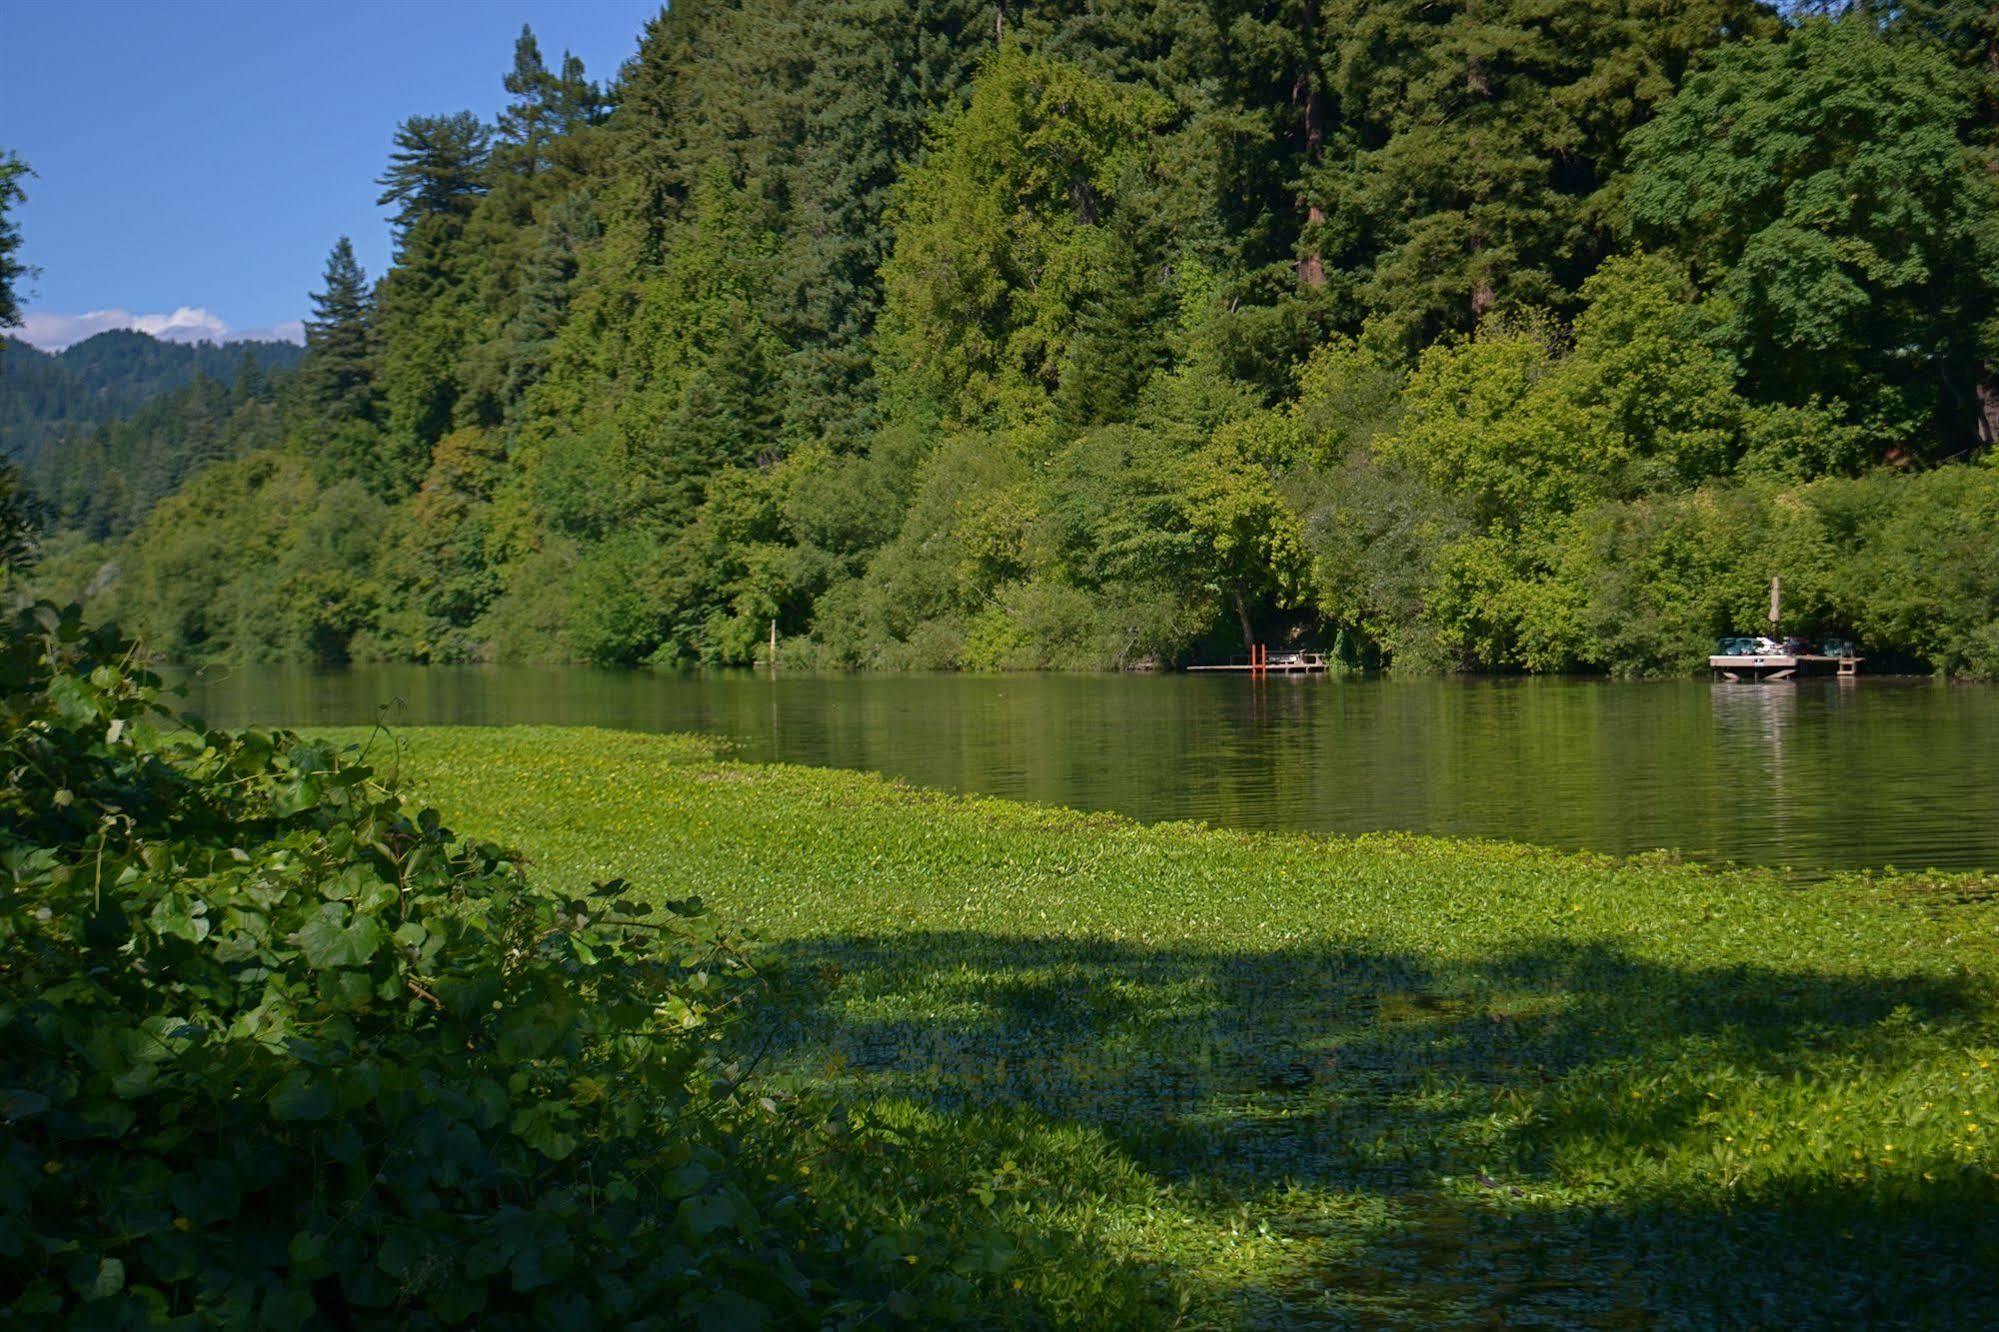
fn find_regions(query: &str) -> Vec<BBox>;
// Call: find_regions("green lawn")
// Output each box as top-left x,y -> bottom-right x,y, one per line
349,725 -> 1999,1327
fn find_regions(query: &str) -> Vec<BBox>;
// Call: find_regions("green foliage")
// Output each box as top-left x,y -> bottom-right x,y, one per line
880,48 -> 1173,429
1,607 -> 1133,1325
0,461 -> 35,583
30,6 -> 1999,674
24,361 -> 289,539
1307,0 -> 1778,348
0,148 -> 31,330
296,238 -> 377,432
400,724 -> 1999,1328
59,452 -> 384,665
0,147 -> 33,330
1,331 -> 301,465
1624,18 -> 1999,451
376,112 -> 490,238
495,25 -> 602,178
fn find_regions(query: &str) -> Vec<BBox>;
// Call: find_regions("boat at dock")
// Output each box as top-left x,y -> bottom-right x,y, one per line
1708,576 -> 1862,680
1708,647 -> 1861,682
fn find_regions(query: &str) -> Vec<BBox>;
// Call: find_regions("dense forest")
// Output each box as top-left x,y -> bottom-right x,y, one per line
18,1 -> 1999,674
1,334 -> 304,534
0,331 -> 302,456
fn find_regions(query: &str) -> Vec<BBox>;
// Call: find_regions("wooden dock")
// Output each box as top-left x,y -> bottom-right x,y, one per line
1190,649 -> 1330,676
1709,653 -> 1861,682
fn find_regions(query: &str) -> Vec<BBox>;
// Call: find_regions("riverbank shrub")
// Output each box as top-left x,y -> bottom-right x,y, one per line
0,605 -> 1065,1326
1530,467 -> 1999,676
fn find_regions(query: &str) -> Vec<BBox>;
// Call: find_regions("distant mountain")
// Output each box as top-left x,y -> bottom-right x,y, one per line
0,329 -> 305,461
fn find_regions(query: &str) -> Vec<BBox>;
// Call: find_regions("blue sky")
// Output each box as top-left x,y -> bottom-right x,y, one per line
2,0 -> 662,348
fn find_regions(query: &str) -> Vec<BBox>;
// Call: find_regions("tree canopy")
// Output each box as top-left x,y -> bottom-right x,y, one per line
25,5 -> 1999,678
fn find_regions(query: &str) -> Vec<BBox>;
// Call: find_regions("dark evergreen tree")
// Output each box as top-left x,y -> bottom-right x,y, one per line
496,25 -> 558,176
232,346 -> 267,406
1305,0 -> 1775,351
0,460 -> 34,579
554,51 -> 607,134
376,112 -> 491,238
298,237 -> 376,426
0,150 -> 33,329
767,1 -> 990,443
501,191 -> 598,423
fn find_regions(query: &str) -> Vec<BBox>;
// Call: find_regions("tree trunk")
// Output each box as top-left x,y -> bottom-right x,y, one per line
1298,204 -> 1326,290
1978,372 -> 1999,450
1070,176 -> 1099,226
1469,232 -> 1495,320
1294,1 -> 1326,290
1463,29 -> 1497,321
1987,14 -> 1999,167
1233,589 -> 1256,654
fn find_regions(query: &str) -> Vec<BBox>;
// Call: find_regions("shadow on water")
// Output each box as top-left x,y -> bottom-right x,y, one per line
739,931 -> 1998,1327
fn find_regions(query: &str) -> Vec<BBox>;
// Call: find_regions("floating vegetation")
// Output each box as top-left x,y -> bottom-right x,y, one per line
381,726 -> 1999,1327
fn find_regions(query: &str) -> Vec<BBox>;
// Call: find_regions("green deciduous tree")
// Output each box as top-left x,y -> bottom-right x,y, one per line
1625,18 -> 1999,451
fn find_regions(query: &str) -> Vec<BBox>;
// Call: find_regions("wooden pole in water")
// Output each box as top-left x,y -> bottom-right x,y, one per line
1769,576 -> 1781,632
770,619 -> 778,676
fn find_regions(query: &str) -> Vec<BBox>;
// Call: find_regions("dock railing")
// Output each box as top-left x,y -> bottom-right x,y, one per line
1190,649 -> 1330,675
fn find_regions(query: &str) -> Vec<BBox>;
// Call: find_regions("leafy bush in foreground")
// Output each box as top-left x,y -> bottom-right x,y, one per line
0,604 -> 972,1327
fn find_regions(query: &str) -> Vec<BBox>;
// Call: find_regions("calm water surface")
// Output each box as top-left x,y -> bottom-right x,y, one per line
176,668 -> 1997,875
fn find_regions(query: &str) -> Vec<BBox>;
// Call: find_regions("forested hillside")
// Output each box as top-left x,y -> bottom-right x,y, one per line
24,3 -> 1999,674
0,331 -> 301,463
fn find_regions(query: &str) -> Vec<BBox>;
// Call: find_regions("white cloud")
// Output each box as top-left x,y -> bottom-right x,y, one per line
133,306 -> 233,343
16,306 -> 305,351
233,319 -> 307,345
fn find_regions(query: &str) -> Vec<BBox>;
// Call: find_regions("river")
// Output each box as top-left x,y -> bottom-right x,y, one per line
174,667 -> 1997,876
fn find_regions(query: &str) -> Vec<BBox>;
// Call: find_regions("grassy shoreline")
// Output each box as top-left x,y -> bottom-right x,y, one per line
344,725 -> 1999,1326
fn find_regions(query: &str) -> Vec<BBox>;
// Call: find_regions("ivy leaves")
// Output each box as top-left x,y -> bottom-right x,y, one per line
296,901 -> 384,970
0,602 -> 991,1326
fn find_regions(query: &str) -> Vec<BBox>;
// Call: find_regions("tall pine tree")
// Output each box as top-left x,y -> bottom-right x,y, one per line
298,237 -> 375,426
501,191 -> 598,423
0,150 -> 33,330
376,112 -> 491,238
497,26 -> 557,176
